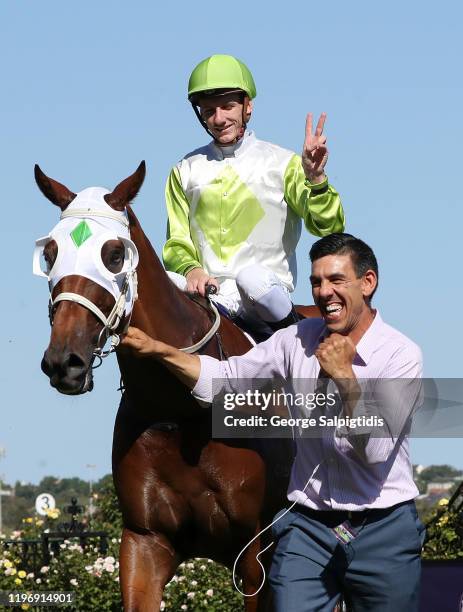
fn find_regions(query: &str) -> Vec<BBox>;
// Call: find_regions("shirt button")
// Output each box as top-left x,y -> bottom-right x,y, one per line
223,192 -> 228,197
221,228 -> 226,233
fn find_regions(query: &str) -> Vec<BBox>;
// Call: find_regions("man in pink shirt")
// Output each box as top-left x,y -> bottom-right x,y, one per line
122,233 -> 425,611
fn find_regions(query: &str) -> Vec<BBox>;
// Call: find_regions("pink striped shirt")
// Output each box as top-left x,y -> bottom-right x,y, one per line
192,311 -> 423,510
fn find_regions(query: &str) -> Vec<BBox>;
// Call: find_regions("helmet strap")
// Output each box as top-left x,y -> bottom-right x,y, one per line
191,102 -> 216,140
238,95 -> 250,140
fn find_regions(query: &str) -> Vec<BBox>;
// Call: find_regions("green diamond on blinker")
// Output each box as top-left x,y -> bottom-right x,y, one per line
70,221 -> 92,247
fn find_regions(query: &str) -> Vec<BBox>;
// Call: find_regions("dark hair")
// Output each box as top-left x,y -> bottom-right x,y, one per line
309,233 -> 379,300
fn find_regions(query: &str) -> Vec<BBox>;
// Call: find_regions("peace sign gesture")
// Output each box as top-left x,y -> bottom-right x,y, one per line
301,112 -> 328,184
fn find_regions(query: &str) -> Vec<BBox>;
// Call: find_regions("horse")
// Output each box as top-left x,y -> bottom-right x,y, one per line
33,161 -> 320,611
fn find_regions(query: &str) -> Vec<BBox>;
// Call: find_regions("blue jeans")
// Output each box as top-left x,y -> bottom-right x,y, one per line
268,501 -> 425,611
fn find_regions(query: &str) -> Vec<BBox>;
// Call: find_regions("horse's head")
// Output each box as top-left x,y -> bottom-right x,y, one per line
33,162 -> 145,395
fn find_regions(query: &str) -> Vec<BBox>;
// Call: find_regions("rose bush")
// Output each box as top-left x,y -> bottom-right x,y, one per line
422,498 -> 463,560
0,480 -> 246,610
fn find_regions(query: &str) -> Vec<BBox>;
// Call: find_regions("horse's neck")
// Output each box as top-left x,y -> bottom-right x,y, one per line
127,207 -> 210,347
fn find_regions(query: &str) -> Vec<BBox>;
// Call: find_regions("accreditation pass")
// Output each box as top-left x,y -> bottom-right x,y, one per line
0,591 -> 75,606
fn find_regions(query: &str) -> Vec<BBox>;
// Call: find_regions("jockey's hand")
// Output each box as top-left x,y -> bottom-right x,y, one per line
120,326 -> 164,358
302,112 -> 328,184
186,267 -> 219,297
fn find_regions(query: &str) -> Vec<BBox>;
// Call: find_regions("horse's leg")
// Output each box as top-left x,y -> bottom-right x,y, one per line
119,527 -> 179,612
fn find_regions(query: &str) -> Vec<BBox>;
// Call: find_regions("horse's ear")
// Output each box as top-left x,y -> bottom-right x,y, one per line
34,165 -> 77,210
104,161 -> 146,211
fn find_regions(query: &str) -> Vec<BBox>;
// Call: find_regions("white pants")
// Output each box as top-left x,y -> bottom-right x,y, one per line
167,264 -> 293,329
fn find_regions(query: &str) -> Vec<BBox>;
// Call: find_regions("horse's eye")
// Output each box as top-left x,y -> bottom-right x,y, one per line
101,240 -> 124,273
43,240 -> 58,272
110,251 -> 123,266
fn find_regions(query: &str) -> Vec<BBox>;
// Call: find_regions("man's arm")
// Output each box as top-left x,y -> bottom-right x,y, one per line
120,326 -> 295,405
162,166 -> 202,276
316,335 -> 423,464
284,113 -> 345,236
283,156 -> 345,236
120,327 -> 201,388
162,167 -> 219,296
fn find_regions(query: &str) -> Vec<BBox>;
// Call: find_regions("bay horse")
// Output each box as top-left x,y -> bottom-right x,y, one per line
34,161 -> 320,611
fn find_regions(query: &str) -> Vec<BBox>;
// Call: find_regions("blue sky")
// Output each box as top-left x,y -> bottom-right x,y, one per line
1,1 -> 462,485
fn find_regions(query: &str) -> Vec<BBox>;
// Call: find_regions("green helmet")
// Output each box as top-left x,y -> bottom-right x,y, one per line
188,54 -> 257,102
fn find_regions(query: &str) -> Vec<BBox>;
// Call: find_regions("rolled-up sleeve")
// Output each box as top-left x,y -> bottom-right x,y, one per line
192,328 -> 296,406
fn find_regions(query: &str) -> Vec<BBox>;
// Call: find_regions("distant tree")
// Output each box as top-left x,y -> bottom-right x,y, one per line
414,464 -> 462,494
420,465 -> 461,481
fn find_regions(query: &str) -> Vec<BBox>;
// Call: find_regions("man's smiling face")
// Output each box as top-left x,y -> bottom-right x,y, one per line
310,253 -> 377,338
198,92 -> 252,145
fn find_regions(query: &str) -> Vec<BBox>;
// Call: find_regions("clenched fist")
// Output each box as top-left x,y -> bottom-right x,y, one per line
186,267 -> 219,297
315,333 -> 356,379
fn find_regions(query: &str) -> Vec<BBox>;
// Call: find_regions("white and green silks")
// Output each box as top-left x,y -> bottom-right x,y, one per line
163,131 -> 345,313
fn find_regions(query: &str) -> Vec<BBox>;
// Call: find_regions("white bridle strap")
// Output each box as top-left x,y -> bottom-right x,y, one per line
52,272 -> 133,334
53,292 -> 109,327
179,300 -> 221,353
60,208 -> 129,228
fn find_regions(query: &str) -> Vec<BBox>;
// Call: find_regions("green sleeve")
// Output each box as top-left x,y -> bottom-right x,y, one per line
283,154 -> 345,236
162,167 -> 202,276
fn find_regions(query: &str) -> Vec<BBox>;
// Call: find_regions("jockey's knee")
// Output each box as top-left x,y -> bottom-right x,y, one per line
236,265 -> 292,323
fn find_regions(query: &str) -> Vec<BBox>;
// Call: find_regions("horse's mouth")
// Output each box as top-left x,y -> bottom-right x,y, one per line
45,364 -> 94,395
53,370 -> 94,395
42,349 -> 96,395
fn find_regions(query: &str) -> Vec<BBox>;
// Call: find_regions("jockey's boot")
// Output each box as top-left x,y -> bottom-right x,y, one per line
266,305 -> 300,332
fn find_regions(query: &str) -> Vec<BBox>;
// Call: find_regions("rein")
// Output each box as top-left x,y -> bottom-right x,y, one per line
179,298 -> 221,354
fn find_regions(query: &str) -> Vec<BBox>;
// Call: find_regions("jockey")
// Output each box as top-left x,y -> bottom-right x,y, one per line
163,54 -> 345,333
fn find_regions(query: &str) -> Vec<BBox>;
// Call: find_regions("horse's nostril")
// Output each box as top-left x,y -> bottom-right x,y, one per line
67,353 -> 86,370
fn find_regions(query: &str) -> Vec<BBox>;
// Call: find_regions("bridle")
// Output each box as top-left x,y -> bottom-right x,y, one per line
35,205 -> 222,361
34,205 -> 138,360
55,208 -> 137,357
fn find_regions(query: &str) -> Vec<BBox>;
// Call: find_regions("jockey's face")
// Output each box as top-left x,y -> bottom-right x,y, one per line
199,92 -> 253,145
310,254 -> 377,341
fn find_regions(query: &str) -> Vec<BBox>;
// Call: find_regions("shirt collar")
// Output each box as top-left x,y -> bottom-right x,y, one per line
210,130 -> 256,159
354,310 -> 383,364
316,310 -> 384,365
